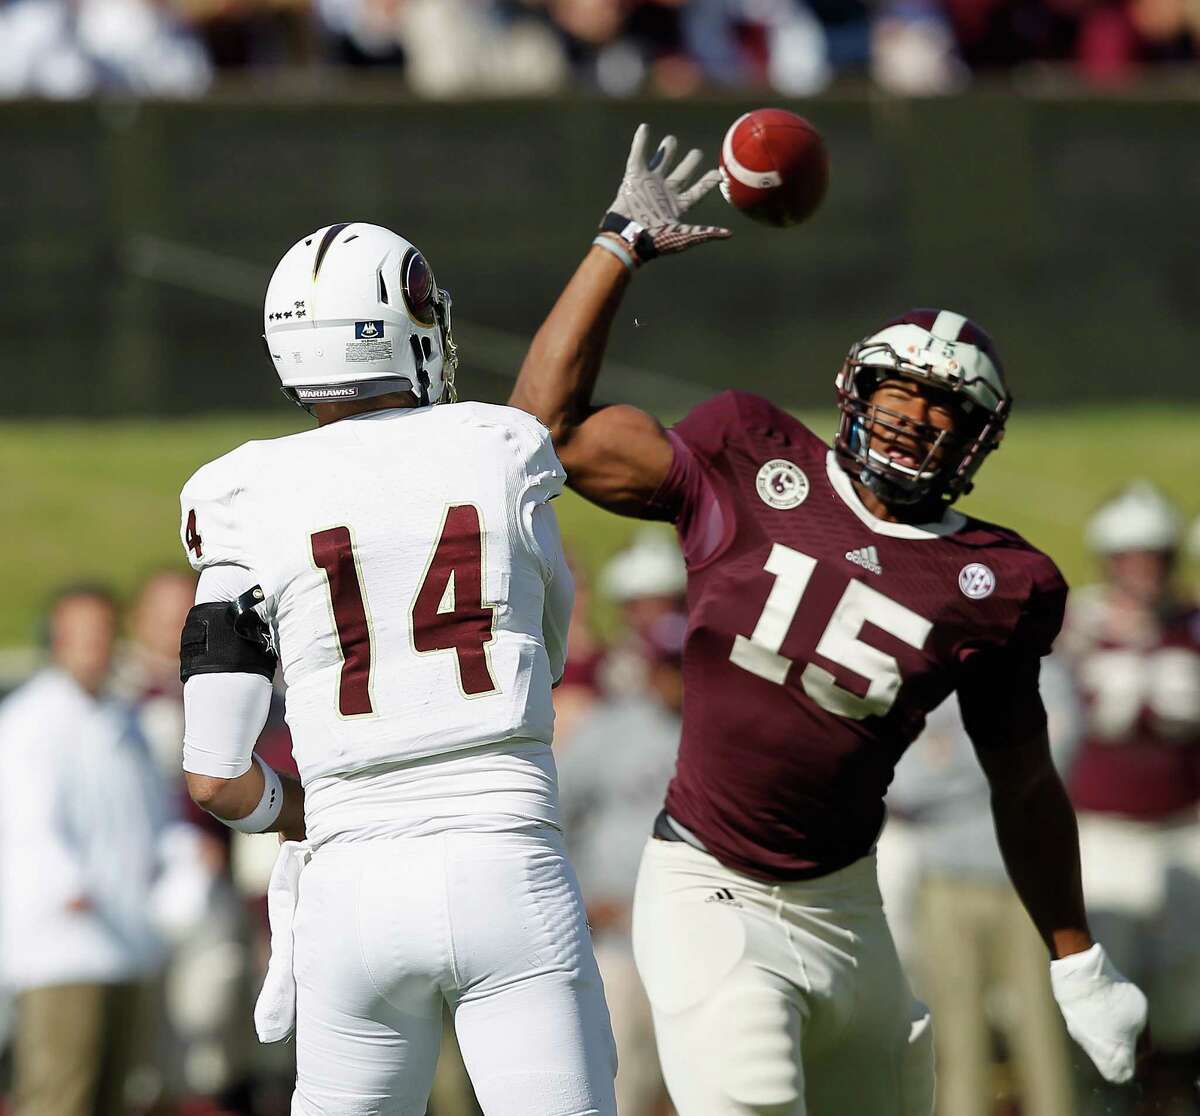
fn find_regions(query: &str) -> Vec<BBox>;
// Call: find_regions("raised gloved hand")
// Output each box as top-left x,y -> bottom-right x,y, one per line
597,124 -> 730,267
1050,942 -> 1149,1084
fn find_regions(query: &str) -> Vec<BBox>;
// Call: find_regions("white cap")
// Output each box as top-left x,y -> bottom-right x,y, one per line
1085,481 -> 1181,556
601,529 -> 686,602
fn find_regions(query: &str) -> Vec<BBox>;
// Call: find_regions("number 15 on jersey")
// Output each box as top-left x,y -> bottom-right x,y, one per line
731,544 -> 931,720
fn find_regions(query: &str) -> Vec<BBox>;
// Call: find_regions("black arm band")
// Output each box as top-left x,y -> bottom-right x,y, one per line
180,590 -> 277,683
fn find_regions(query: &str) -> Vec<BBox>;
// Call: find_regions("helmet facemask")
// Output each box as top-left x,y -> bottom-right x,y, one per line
433,286 -> 459,405
835,330 -> 1010,509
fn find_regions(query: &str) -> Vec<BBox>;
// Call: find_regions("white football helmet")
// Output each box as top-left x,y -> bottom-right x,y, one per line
835,308 -> 1010,506
263,222 -> 458,411
1086,481 -> 1181,555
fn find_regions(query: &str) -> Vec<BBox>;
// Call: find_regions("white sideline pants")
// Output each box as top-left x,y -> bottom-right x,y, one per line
291,828 -> 617,1115
632,837 -> 934,1116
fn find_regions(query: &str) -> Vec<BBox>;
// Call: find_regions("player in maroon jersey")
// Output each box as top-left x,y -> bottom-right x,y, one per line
1060,482 -> 1200,1115
510,124 -> 1149,1115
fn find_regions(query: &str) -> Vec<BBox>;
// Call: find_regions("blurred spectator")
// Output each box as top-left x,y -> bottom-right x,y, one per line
680,0 -> 835,95
870,0 -> 968,93
113,568 -> 257,1111
601,527 -> 686,629
552,550 -> 609,752
113,567 -> 195,777
882,659 -> 1080,1116
0,0 -> 212,98
941,0 -> 1082,70
1059,481 -> 1200,1115
4,0 -> 1195,98
0,585 -> 207,1115
316,0 -> 566,93
599,527 -> 686,697
558,610 -> 686,1116
1075,0 -> 1200,84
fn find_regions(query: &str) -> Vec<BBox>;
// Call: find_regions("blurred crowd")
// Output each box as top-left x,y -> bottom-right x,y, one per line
2,0 -> 1199,99
0,479 -> 1197,1115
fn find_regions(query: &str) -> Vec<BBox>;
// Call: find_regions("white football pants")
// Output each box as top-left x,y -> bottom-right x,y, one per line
632,837 -> 934,1116
291,828 -> 617,1115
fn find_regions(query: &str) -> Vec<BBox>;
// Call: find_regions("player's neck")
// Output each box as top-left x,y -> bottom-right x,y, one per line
313,392 -> 421,426
850,477 -> 942,526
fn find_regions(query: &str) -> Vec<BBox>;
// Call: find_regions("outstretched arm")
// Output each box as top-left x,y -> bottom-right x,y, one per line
510,125 -> 729,517
961,654 -> 1148,1084
511,248 -> 671,515
970,715 -> 1090,958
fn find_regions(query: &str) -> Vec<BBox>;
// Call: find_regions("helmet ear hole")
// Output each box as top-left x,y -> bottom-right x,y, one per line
378,271 -> 390,305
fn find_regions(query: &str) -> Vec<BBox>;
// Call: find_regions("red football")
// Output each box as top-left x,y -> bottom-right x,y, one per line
719,109 -> 829,228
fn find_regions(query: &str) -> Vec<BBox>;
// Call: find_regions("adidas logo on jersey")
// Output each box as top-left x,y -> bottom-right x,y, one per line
704,887 -> 742,907
845,546 -> 883,575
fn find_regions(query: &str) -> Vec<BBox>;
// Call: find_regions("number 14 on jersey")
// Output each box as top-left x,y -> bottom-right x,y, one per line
312,505 -> 498,717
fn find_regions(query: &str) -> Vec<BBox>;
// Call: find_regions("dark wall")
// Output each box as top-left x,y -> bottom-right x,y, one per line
3,94 -> 1198,416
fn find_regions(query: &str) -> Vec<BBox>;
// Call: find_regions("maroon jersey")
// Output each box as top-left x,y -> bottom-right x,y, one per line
650,391 -> 1067,880
1064,592 -> 1200,820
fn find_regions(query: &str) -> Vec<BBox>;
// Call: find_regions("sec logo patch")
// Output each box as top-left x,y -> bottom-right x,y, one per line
959,563 -> 996,600
756,460 -> 809,510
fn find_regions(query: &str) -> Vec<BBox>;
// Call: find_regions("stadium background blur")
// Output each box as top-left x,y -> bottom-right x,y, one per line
2,1 -> 1199,1113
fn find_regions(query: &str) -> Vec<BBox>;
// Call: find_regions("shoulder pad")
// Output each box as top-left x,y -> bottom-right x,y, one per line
179,445 -> 255,573
673,391 -> 815,460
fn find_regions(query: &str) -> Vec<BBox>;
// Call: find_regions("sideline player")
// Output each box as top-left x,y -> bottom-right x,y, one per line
509,125 -> 1148,1115
1061,481 -> 1200,1114
177,223 -> 616,1114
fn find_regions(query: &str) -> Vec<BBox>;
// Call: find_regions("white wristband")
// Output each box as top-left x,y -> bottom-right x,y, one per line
227,754 -> 284,834
592,235 -> 636,274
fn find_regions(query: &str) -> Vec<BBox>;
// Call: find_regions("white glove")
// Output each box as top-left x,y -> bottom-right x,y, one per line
599,123 -> 730,265
254,839 -> 310,1043
1050,942 -> 1148,1084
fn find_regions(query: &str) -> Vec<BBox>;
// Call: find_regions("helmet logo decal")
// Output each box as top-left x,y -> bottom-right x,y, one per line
756,460 -> 809,510
346,321 -> 393,365
958,563 -> 996,600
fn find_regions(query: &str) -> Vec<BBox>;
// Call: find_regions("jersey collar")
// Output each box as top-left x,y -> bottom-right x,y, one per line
825,452 -> 966,540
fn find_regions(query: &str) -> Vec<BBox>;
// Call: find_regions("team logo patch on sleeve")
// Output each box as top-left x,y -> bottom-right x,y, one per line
755,460 -> 809,510
354,320 -> 384,339
958,562 -> 996,599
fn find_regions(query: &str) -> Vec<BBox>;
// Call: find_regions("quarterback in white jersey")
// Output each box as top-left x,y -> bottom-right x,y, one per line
178,223 -> 617,1115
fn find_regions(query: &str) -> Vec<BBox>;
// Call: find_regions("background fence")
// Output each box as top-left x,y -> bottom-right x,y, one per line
4,92 -> 1200,417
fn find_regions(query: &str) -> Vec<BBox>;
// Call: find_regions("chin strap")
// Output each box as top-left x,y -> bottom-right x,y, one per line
434,288 -> 459,404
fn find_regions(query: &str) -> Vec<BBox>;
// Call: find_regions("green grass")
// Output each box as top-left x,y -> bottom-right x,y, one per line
2,407 -> 1197,648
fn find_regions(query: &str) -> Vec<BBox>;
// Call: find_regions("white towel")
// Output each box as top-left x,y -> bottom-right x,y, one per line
254,840 -> 309,1043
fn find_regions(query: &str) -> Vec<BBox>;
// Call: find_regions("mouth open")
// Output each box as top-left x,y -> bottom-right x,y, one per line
865,438 -> 940,482
885,446 -> 923,469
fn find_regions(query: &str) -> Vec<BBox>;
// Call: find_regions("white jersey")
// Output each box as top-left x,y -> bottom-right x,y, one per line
179,402 -> 572,843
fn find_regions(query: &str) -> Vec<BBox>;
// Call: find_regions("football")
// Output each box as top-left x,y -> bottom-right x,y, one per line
719,109 -> 829,228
